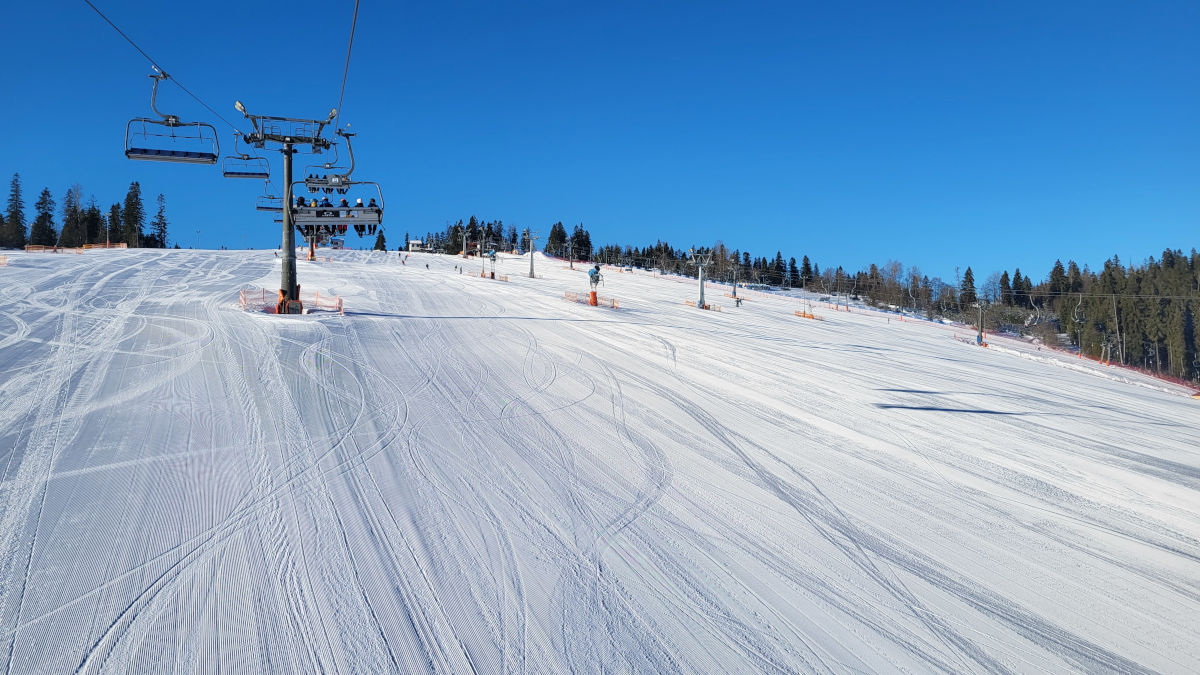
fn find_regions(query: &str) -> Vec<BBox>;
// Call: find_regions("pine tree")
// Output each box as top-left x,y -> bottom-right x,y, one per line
999,271 -> 1012,305
30,188 -> 57,247
403,231 -> 410,251
5,172 -> 26,248
149,194 -> 169,248
122,182 -> 145,247
787,257 -> 800,287
960,266 -> 977,305
1012,269 -> 1024,304
373,231 -> 387,251
800,255 -> 813,288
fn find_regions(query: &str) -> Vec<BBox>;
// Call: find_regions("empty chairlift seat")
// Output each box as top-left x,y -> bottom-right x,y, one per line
222,155 -> 270,179
125,119 -> 219,164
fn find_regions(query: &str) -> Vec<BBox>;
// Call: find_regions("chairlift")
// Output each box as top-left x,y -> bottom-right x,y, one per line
289,179 -> 384,227
222,133 -> 271,179
125,71 -> 219,164
303,129 -> 356,194
256,195 -> 283,212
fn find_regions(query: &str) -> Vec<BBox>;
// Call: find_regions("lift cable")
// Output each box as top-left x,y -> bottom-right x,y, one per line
334,0 -> 361,132
83,0 -> 245,136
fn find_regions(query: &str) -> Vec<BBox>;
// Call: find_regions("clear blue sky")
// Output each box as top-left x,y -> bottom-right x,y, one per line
2,0 -> 1196,282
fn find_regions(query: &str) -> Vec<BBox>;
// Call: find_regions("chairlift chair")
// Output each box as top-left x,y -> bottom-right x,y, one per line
289,179 -> 384,227
222,133 -> 271,179
303,129 -> 356,194
256,195 -> 283,212
124,71 -> 219,164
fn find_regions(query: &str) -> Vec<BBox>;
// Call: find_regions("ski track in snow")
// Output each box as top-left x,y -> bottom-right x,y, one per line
0,248 -> 1197,673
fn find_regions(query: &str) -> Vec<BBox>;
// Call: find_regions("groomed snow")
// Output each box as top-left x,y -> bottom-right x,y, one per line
1,248 -> 1197,673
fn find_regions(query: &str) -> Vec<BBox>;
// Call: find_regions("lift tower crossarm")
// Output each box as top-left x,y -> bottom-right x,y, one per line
237,103 -> 336,150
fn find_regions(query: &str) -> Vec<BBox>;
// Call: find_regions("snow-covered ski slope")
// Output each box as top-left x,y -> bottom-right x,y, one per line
1,248 -> 1197,674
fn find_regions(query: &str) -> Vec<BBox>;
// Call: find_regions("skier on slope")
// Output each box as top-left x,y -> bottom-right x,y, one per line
588,264 -> 602,289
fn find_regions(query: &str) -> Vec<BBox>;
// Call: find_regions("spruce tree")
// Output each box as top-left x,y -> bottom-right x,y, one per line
999,271 -> 1012,305
107,203 -> 122,246
800,256 -> 813,287
5,172 -> 26,248
1067,260 -> 1083,294
149,194 -> 169,248
1049,259 -> 1067,296
83,199 -> 102,244
30,188 -> 56,247
960,266 -> 977,305
546,221 -> 568,256
1011,269 -> 1024,304
59,185 -> 83,248
787,257 -> 800,287
569,224 -> 592,261
373,231 -> 387,251
122,182 -> 145,247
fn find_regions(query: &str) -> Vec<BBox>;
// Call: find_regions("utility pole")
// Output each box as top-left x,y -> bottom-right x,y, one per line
235,101 -> 335,314
462,226 -> 468,259
1112,293 -> 1122,364
480,238 -> 488,276
527,229 -> 539,278
977,302 -> 984,345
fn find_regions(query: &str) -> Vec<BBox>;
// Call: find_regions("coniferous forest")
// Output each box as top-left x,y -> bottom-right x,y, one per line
0,173 -> 172,250
3,172 -> 1195,382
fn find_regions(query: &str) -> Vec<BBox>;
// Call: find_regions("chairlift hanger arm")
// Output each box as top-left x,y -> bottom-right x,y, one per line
148,71 -> 180,125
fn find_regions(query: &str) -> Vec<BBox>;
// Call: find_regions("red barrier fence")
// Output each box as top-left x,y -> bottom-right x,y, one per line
239,287 -> 344,314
